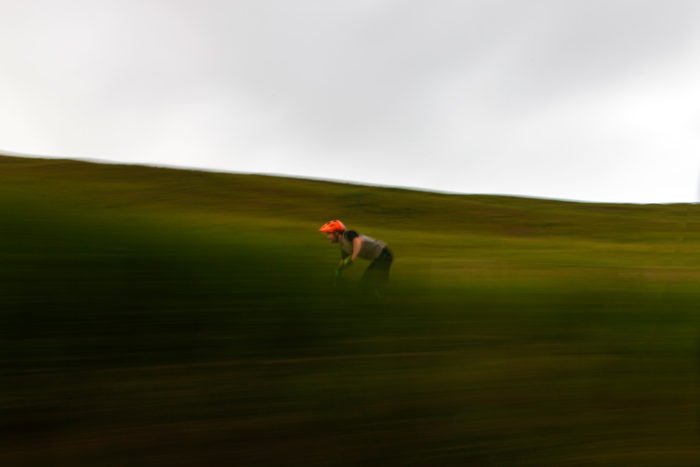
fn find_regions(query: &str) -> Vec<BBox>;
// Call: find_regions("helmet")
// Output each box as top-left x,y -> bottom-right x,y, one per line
319,219 -> 346,233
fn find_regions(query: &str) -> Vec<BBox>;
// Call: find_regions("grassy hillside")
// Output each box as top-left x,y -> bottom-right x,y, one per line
2,154 -> 700,466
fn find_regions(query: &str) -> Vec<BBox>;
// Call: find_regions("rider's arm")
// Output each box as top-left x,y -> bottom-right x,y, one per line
351,236 -> 362,262
339,230 -> 361,268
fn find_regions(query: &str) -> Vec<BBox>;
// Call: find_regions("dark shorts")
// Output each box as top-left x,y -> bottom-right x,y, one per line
362,247 -> 393,287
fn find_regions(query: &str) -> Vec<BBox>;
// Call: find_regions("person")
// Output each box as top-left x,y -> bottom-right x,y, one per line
319,219 -> 393,298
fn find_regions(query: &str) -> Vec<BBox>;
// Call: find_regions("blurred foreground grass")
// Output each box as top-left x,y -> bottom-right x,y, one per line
2,155 -> 700,466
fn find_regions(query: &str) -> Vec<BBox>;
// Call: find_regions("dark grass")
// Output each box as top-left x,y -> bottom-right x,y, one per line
2,155 -> 700,465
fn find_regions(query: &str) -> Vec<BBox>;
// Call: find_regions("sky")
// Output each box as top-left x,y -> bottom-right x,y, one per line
2,0 -> 700,203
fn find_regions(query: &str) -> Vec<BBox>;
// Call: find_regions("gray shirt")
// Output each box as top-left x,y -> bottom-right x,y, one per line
340,230 -> 387,261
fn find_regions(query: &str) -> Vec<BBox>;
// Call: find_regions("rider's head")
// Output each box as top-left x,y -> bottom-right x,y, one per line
319,219 -> 346,243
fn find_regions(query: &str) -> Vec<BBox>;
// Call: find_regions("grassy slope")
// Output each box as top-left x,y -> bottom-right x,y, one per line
2,154 -> 700,466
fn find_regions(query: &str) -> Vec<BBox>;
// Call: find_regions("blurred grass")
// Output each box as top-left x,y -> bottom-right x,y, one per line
2,155 -> 700,466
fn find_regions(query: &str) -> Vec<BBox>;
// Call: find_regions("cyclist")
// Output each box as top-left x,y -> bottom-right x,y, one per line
319,219 -> 393,297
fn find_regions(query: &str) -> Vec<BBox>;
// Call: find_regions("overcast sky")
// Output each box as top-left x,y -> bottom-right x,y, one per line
2,0 -> 700,203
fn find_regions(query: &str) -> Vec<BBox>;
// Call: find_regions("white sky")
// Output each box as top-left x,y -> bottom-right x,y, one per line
2,0 -> 700,203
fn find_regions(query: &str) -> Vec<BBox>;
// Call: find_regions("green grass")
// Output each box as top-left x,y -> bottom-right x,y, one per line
2,154 -> 700,466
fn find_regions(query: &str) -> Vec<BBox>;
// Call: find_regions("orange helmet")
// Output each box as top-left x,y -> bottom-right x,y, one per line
319,219 -> 346,233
